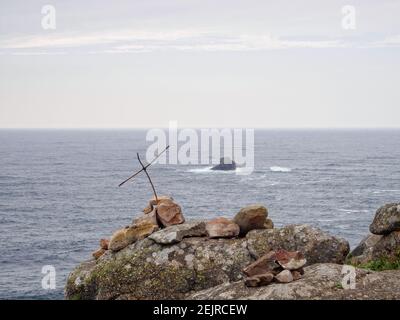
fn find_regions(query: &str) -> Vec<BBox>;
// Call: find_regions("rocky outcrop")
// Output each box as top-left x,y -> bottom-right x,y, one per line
188,263 -> 400,300
347,232 -> 400,266
66,234 -> 252,300
65,222 -> 349,300
348,203 -> 400,267
246,224 -> 350,265
210,157 -> 236,171
66,202 -> 400,300
370,203 -> 400,235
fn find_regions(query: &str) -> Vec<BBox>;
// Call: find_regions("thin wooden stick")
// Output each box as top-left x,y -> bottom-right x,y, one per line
148,145 -> 169,166
137,152 -> 158,202
118,168 -> 144,187
118,145 -> 169,187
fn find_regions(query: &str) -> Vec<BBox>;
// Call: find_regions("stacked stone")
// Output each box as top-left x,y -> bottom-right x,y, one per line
91,201 -> 275,259
205,204 -> 273,238
91,195 -> 185,258
243,249 -> 307,287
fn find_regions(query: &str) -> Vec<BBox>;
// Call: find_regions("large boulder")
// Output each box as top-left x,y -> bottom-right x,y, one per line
347,231 -> 400,266
66,223 -> 351,300
246,224 -> 349,265
233,205 -> 268,235
66,236 -> 252,300
370,203 -> 400,235
188,263 -> 400,300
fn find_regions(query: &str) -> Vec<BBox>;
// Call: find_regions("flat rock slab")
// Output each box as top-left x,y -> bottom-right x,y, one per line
244,273 -> 274,287
275,249 -> 306,270
149,221 -> 207,244
242,251 -> 281,277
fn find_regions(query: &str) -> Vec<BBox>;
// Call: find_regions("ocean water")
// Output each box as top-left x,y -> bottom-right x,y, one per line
1,129 -> 400,299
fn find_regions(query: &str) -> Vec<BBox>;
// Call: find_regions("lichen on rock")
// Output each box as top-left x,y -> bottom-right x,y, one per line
246,224 -> 350,265
370,203 -> 400,235
66,222 -> 350,299
188,263 -> 400,300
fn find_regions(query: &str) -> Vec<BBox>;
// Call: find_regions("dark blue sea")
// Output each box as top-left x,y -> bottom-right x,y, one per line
1,129 -> 400,299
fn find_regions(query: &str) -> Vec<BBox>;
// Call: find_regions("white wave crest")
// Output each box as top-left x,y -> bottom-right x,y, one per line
338,209 -> 369,213
270,166 -> 292,172
188,166 -> 213,173
188,166 -> 251,174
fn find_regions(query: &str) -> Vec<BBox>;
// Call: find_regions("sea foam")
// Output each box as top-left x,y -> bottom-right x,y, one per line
270,166 -> 292,172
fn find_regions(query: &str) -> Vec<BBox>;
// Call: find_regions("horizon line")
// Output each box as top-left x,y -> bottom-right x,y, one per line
1,126 -> 400,130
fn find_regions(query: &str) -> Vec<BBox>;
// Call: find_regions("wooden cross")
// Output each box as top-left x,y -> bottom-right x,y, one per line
118,145 -> 169,202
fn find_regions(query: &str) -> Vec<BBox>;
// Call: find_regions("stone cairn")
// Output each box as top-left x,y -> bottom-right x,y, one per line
92,195 -> 184,256
91,199 -> 306,287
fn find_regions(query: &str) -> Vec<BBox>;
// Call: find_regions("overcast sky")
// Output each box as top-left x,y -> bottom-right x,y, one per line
0,0 -> 400,128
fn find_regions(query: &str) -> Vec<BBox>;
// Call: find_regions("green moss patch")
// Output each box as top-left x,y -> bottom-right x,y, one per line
356,251 -> 400,271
